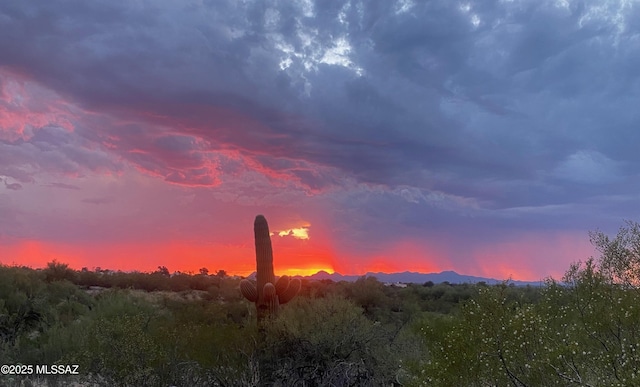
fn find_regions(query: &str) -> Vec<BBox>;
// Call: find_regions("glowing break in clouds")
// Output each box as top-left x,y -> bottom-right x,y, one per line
273,225 -> 311,240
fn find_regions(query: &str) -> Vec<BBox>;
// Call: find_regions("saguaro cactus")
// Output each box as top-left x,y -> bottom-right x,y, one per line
241,215 -> 301,323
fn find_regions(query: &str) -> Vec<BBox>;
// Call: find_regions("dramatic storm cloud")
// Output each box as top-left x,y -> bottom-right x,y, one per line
1,0 -> 639,279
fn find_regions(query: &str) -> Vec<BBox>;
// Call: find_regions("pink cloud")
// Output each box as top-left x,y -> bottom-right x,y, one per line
0,69 -> 75,141
1,68 -> 333,191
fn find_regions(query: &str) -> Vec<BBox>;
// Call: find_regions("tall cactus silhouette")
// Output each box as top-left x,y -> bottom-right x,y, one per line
241,215 -> 301,323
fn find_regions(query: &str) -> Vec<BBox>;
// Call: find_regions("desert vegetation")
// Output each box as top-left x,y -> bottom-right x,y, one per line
0,221 -> 639,386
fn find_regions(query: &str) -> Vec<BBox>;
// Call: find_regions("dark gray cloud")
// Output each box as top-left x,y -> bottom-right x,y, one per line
45,182 -> 81,190
4,181 -> 22,190
1,176 -> 22,190
81,197 -> 114,205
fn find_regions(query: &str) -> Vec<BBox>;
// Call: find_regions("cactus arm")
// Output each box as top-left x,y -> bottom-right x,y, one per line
263,282 -> 276,298
275,275 -> 290,295
240,279 -> 258,302
258,283 -> 279,321
278,277 -> 301,304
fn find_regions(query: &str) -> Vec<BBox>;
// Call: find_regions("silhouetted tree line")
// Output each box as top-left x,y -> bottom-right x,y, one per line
41,261 -> 230,293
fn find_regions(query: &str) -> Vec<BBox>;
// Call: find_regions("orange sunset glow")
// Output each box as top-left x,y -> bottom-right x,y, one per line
0,236 -> 336,277
0,231 -> 585,282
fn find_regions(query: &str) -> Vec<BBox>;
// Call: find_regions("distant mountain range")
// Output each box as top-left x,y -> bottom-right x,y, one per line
247,270 -> 544,286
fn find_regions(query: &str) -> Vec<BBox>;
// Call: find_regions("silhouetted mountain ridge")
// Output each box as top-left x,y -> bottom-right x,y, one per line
309,270 -> 542,286
247,270 -> 543,286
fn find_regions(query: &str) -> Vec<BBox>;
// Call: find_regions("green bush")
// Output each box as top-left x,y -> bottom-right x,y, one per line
260,295 -> 401,386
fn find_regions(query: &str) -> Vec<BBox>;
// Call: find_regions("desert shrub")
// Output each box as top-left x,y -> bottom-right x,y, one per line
43,260 -> 77,283
260,295 -> 401,386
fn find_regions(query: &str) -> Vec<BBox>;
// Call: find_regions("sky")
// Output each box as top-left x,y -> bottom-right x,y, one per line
1,0 -> 639,281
